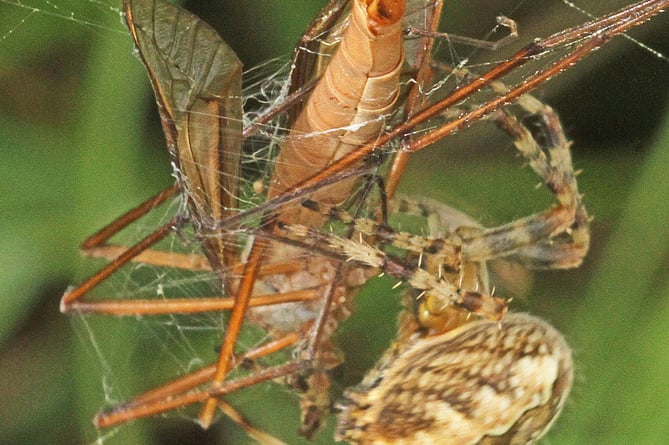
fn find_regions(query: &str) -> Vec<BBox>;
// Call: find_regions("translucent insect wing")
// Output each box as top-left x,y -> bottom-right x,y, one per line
123,0 -> 243,269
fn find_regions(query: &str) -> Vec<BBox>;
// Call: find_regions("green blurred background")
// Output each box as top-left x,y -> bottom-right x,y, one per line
1,1 -> 668,444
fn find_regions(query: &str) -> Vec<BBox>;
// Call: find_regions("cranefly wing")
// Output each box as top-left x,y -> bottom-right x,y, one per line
123,0 -> 242,272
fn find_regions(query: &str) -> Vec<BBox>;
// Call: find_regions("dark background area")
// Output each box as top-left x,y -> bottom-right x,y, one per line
1,1 -> 668,444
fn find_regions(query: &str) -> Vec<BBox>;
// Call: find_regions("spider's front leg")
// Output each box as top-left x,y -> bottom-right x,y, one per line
461,90 -> 590,270
281,202 -> 508,324
399,87 -> 590,331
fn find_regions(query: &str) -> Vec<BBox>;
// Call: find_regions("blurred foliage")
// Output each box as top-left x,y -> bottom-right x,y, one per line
0,1 -> 668,444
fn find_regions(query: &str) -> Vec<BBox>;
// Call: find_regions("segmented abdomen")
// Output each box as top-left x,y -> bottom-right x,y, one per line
269,0 -> 405,229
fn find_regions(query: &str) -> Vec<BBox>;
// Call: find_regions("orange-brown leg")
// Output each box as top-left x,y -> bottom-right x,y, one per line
95,333 -> 300,428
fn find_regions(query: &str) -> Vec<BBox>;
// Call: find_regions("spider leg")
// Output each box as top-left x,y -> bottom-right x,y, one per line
458,88 -> 590,269
301,92 -> 590,270
281,222 -> 506,321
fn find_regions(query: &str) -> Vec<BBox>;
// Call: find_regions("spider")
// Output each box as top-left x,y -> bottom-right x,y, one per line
279,82 -> 586,443
59,0 -> 667,443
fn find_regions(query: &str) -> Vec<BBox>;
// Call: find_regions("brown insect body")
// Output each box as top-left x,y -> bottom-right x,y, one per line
246,1 -> 407,433
249,0 -> 406,346
270,0 -> 404,226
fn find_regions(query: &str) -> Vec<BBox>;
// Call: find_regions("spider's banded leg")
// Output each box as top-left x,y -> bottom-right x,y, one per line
291,200 -> 503,321
281,223 -> 507,320
346,196 -> 533,300
300,199 -> 461,267
414,63 -> 591,270
496,91 -> 590,268
458,92 -> 590,270
421,62 -> 589,268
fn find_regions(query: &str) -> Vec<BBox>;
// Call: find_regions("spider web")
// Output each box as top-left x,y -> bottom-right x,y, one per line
2,1 -> 667,444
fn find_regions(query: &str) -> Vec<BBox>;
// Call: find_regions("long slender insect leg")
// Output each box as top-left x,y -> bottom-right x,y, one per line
60,218 -> 177,312
386,0 -> 444,199
64,289 -> 321,316
97,357 -> 303,428
82,185 -> 179,250
94,333 -> 300,428
198,235 -> 267,427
